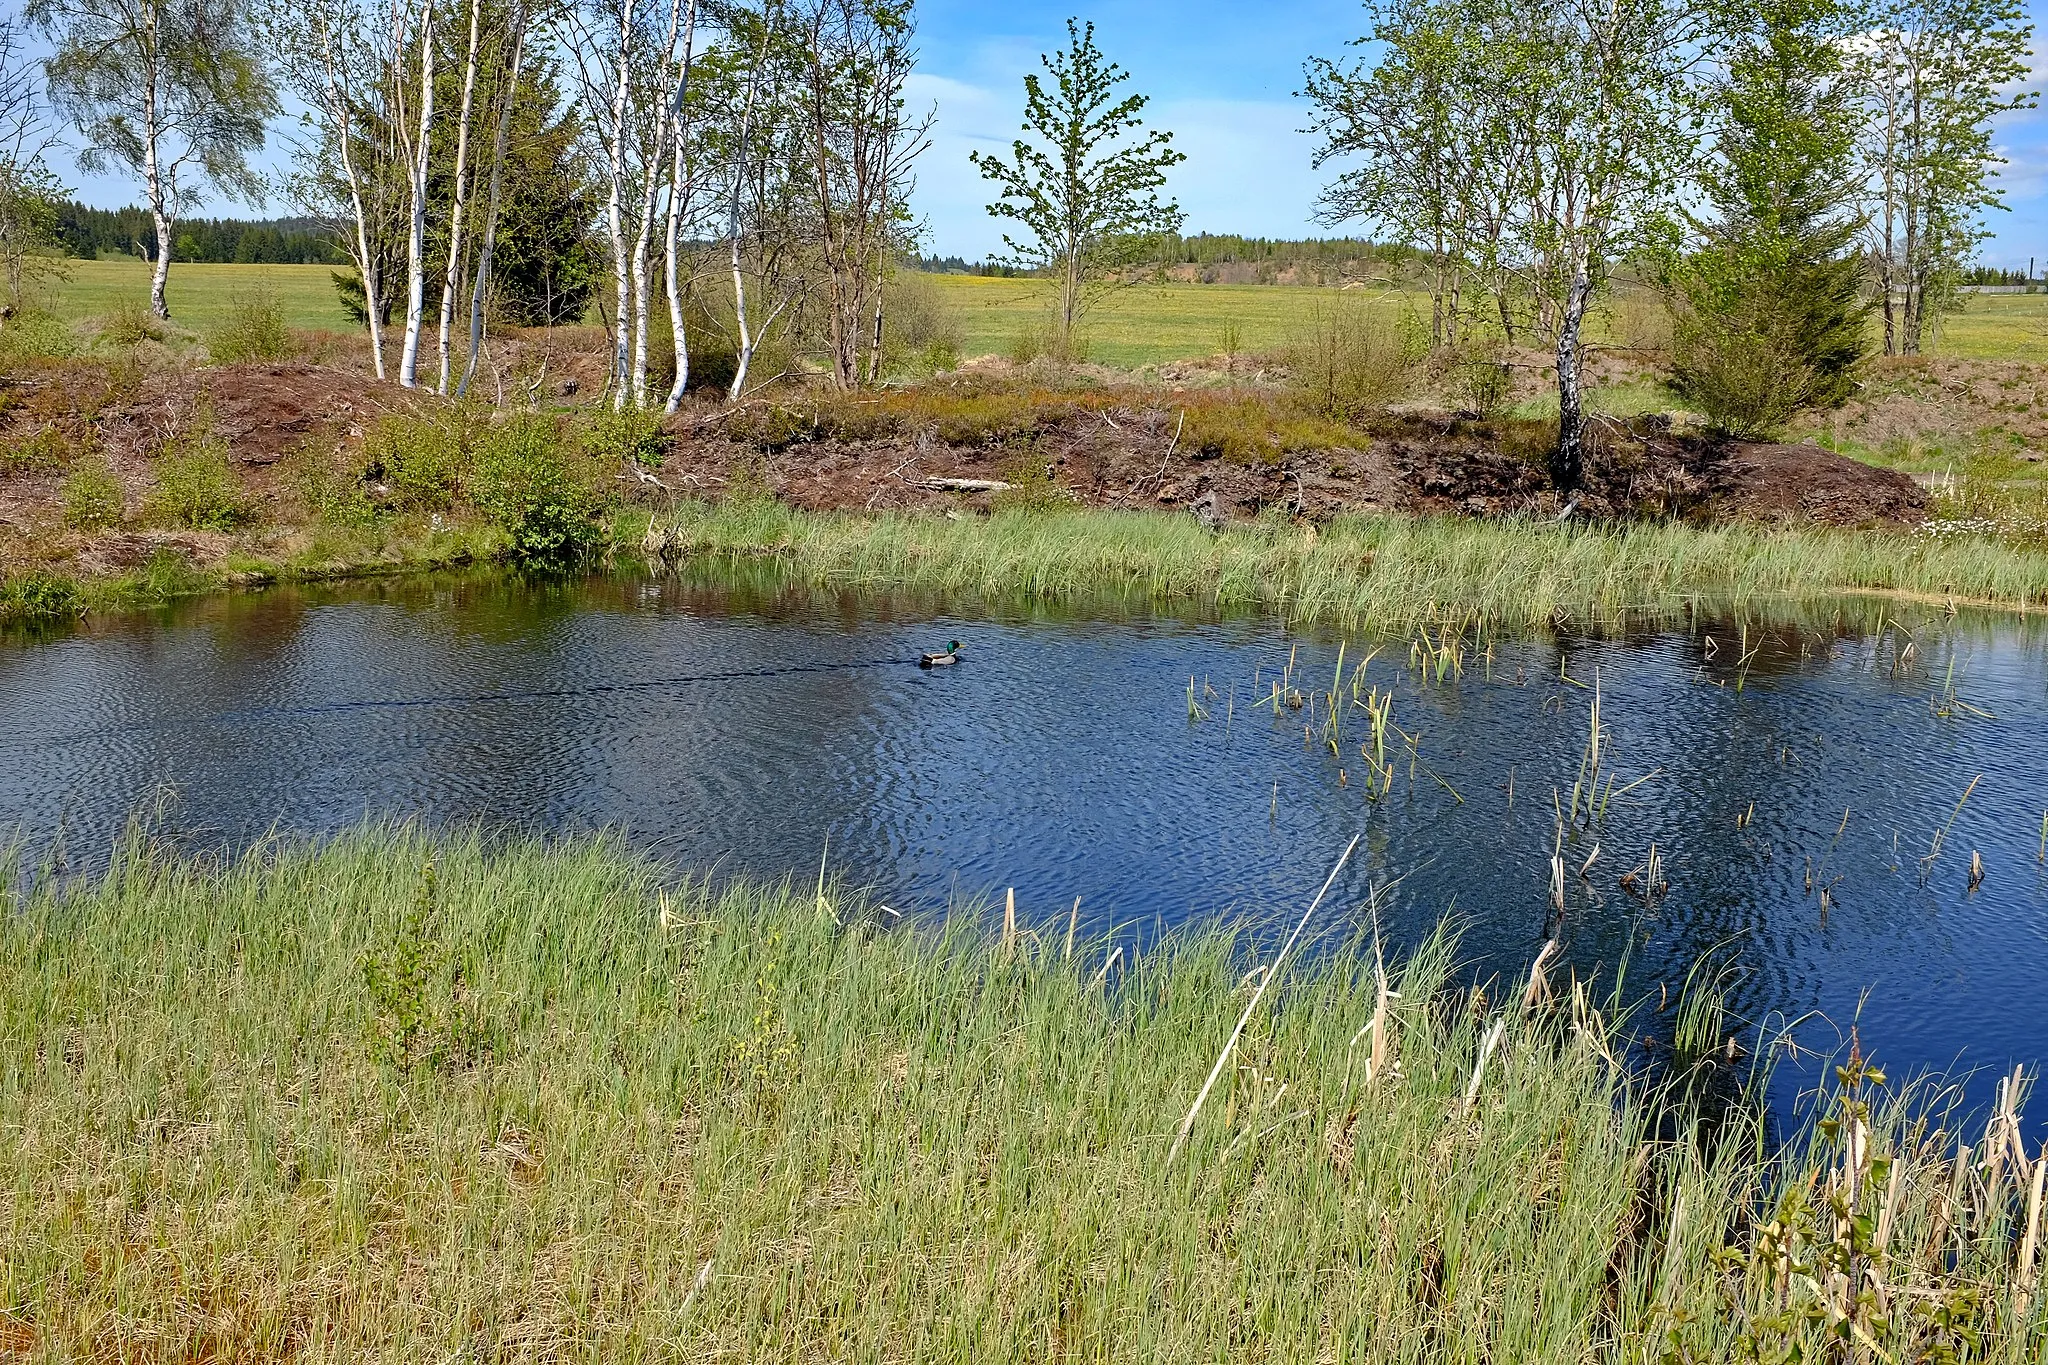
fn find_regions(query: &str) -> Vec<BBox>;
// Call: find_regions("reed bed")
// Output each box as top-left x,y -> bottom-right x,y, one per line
664,501 -> 2048,630
1,827 -> 2041,1360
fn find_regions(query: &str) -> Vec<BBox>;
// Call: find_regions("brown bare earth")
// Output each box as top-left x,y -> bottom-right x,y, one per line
679,403 -> 1924,527
1,359 -> 1926,583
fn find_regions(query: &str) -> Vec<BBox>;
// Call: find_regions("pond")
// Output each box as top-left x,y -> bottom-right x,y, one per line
5,565 -> 2047,1128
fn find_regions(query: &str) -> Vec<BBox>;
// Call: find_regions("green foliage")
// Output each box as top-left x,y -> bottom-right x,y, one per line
363,412 -> 472,512
0,307 -> 79,360
582,406 -> 668,468
1285,301 -> 1423,421
970,19 -> 1186,342
60,453 -> 124,527
285,439 -> 376,527
0,569 -> 84,624
990,453 -> 1079,511
1664,0 -> 1870,438
470,414 -> 603,571
362,863 -> 493,1075
206,289 -> 297,363
144,416 -> 254,530
881,271 -> 964,376
1448,340 -> 1514,420
97,298 -> 166,347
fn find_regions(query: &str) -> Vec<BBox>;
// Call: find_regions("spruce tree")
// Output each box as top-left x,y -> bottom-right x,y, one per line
1667,0 -> 1869,438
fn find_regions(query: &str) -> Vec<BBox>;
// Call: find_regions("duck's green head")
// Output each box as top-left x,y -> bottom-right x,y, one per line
950,640 -> 962,652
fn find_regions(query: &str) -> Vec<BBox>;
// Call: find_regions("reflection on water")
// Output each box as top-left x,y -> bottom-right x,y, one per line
4,566 -> 2048,1126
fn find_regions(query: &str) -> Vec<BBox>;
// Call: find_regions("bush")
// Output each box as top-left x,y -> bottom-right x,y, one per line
882,271 -> 964,376
207,291 -> 298,364
1285,302 -> 1423,422
62,456 -> 125,528
0,570 -> 84,624
285,439 -> 377,527
144,420 -> 254,530
1668,298 -> 1818,440
583,406 -> 669,468
98,299 -> 167,348
363,412 -> 473,511
470,415 -> 604,571
0,308 -> 78,362
1448,341 -> 1514,420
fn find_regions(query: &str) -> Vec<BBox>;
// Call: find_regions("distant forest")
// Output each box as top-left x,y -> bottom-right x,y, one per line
913,234 -> 1403,278
53,202 -> 342,265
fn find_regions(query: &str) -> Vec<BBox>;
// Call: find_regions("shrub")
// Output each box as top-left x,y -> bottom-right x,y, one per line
470,414 -> 604,571
1285,302 -> 1422,422
61,456 -> 125,528
207,291 -> 298,364
882,271 -> 965,376
0,309 -> 78,361
363,412 -> 472,511
3,425 -> 68,476
0,570 -> 84,624
285,439 -> 377,527
1668,297 -> 1818,440
1448,341 -> 1514,420
99,299 -> 167,348
583,406 -> 669,468
144,419 -> 254,530
991,453 -> 1078,512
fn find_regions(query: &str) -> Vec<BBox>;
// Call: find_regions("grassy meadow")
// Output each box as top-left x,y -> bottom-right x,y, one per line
0,825 -> 2040,1361
30,256 -> 2047,367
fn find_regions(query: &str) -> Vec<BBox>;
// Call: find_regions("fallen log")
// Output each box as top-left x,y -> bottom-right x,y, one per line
921,477 -> 1012,493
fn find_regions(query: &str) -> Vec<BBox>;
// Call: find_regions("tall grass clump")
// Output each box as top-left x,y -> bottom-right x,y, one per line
205,290 -> 298,364
663,502 -> 2048,630
0,827 -> 2039,1360
60,454 -> 125,529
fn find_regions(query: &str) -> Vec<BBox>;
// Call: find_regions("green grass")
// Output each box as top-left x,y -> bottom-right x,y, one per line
30,257 -> 354,334
659,501 -> 2048,628
27,260 -> 2048,368
0,826 -> 2037,1360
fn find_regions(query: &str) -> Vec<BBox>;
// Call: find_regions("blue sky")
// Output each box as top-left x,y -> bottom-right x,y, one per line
908,0 -> 2048,270
29,0 -> 2048,270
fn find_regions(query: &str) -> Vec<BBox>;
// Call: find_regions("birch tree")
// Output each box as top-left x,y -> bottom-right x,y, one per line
0,16 -> 65,322
433,0 -> 485,393
394,0 -> 437,386
789,0 -> 932,388
971,19 -> 1184,358
273,0 -> 408,376
1852,0 -> 2035,354
30,0 -> 275,320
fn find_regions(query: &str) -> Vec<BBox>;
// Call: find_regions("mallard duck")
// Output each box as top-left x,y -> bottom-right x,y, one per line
919,640 -> 963,668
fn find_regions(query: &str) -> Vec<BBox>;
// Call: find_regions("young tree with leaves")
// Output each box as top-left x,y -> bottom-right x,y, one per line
30,0 -> 276,320
1853,0 -> 2036,354
970,18 -> 1183,356
1664,0 -> 1870,437
0,16 -> 66,322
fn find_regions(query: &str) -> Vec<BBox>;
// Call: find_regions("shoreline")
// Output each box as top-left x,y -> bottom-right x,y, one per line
9,501 -> 2048,632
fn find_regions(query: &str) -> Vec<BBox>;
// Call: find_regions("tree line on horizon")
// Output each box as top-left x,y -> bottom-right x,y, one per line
0,0 -> 2038,489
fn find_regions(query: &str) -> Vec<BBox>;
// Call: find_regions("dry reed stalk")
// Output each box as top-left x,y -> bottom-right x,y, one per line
1461,1017 -> 1508,1116
1522,940 -> 1561,1014
2017,1152 -> 2047,1319
1167,834 -> 1361,1164
1090,945 -> 1122,989
1003,888 -> 1016,949
1063,897 -> 1080,961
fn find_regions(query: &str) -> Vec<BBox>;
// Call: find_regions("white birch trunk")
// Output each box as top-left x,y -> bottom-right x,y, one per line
435,0 -> 483,394
459,17 -> 524,399
601,0 -> 633,410
320,22 -> 389,379
660,0 -> 700,413
141,12 -> 173,321
397,0 -> 436,388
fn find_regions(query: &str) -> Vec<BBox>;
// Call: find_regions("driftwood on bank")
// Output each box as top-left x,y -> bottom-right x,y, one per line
920,477 -> 1013,493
